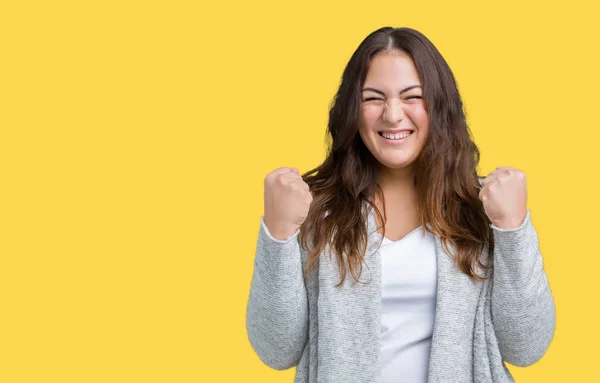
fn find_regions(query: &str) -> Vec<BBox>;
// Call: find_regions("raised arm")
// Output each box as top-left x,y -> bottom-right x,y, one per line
246,217 -> 308,370
490,210 -> 556,366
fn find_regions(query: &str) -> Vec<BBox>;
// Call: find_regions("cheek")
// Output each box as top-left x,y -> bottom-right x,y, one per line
361,106 -> 381,125
407,106 -> 428,128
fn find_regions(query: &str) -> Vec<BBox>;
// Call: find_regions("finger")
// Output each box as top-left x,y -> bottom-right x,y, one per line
486,168 -> 510,178
271,167 -> 295,176
268,167 -> 297,184
478,180 -> 495,200
479,175 -> 499,200
290,179 -> 310,192
483,174 -> 499,186
478,185 -> 486,201
489,167 -> 521,179
495,167 -> 526,180
488,171 -> 516,185
287,180 -> 310,195
280,172 -> 304,182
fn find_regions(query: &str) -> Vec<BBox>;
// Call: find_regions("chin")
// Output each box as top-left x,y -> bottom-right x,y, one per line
381,154 -> 414,164
378,159 -> 414,170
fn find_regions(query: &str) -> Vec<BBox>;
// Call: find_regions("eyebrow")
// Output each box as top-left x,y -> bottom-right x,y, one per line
361,85 -> 422,96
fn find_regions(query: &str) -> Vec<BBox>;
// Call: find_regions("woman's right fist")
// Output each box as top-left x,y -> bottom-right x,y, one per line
263,167 -> 313,240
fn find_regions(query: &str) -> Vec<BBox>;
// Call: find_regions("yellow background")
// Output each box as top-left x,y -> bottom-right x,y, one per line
1,0 -> 598,381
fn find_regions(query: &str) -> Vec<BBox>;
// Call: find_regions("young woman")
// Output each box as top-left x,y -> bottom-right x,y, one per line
246,27 -> 555,383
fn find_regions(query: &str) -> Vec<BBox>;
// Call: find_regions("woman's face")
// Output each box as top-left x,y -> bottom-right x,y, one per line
358,51 -> 429,173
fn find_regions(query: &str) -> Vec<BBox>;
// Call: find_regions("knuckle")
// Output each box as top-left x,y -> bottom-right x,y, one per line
276,174 -> 287,185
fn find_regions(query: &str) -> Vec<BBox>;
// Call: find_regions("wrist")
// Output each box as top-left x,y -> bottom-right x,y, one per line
491,211 -> 529,230
492,219 -> 522,230
263,218 -> 299,240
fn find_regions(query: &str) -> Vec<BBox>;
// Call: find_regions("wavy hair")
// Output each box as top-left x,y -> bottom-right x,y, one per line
298,27 -> 495,287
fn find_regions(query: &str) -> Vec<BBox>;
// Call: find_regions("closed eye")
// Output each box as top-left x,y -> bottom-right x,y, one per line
363,96 -> 422,102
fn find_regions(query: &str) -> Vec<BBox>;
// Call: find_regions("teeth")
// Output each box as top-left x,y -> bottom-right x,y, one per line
381,131 -> 412,140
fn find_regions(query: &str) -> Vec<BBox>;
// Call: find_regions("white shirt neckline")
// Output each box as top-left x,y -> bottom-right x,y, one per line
376,224 -> 427,245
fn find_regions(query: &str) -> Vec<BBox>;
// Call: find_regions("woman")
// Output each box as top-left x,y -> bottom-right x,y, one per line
246,26 -> 555,383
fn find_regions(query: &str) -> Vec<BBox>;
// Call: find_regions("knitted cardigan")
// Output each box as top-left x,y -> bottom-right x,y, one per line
246,205 -> 555,382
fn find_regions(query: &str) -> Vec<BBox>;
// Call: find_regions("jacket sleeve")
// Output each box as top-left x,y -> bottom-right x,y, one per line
245,216 -> 309,370
490,209 -> 556,367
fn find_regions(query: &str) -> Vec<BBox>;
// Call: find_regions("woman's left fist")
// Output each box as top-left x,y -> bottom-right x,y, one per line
479,167 -> 528,229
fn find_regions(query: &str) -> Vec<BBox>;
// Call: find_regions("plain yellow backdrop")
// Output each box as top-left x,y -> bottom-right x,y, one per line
1,0 -> 598,381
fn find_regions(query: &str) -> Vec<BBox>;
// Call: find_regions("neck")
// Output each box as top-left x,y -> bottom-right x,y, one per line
375,164 -> 418,207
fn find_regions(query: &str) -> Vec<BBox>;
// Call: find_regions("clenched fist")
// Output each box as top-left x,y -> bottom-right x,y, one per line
263,167 -> 313,240
479,167 -> 528,229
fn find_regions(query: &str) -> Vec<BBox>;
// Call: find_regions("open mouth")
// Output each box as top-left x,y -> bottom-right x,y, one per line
378,131 -> 414,141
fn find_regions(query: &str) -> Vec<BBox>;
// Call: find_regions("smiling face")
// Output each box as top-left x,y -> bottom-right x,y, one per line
358,51 -> 429,176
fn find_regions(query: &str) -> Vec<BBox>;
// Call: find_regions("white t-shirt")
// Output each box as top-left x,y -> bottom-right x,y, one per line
378,224 -> 437,383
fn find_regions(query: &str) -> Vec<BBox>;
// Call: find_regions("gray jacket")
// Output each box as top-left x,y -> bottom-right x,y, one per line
246,205 -> 555,382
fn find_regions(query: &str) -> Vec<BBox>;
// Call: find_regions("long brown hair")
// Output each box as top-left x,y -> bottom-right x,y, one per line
298,27 -> 494,287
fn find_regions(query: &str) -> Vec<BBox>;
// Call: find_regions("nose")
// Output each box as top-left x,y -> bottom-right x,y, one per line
383,99 -> 406,124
